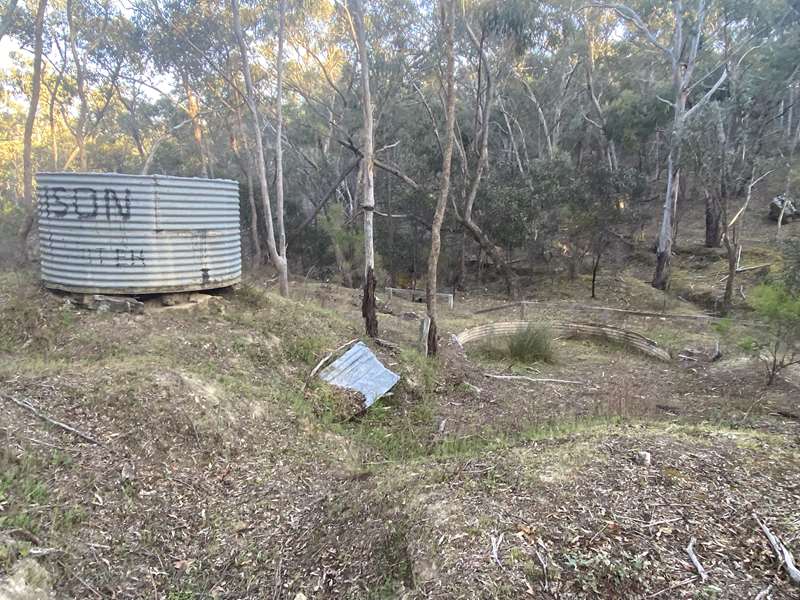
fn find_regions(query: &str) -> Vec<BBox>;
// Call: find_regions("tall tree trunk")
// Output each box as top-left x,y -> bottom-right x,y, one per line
349,0 -> 378,337
231,0 -> 288,295
246,169 -> 260,265
653,148 -> 679,289
585,23 -> 617,171
425,0 -> 456,356
274,0 -> 289,296
182,72 -> 209,178
18,0 -> 48,256
456,24 -> 517,299
704,191 -> 722,248
231,87 -> 261,265
66,0 -> 88,171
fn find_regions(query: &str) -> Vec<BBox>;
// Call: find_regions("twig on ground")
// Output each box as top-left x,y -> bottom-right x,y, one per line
648,577 -> 696,598
490,533 -> 504,568
753,512 -> 800,585
754,585 -> 772,600
534,548 -> 549,591
686,537 -> 708,582
1,393 -> 102,445
484,373 -> 586,386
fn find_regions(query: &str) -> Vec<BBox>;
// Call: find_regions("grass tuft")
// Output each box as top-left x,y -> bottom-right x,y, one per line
478,325 -> 555,364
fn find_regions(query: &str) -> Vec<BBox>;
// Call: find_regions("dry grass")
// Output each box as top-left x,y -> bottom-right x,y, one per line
1,264 -> 799,599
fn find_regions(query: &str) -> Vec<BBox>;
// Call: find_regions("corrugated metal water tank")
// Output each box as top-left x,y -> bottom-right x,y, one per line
37,172 -> 241,294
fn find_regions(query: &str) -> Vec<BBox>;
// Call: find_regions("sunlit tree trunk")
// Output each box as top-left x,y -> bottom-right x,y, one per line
231,0 -> 288,295
181,72 -> 210,178
425,0 -> 456,356
18,0 -> 48,257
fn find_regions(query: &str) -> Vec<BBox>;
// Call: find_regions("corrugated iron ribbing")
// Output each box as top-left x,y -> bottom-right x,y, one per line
37,172 -> 241,294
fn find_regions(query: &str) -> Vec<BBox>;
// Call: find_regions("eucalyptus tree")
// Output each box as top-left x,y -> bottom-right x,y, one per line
18,0 -> 48,255
231,0 -> 289,296
593,1 -> 731,290
425,0 -> 456,356
347,0 -> 378,337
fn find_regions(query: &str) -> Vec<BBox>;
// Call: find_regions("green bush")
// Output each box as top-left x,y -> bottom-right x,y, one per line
747,282 -> 800,385
478,326 -> 555,364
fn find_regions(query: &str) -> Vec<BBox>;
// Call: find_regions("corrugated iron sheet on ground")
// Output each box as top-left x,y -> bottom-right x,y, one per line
36,172 -> 241,294
318,342 -> 400,408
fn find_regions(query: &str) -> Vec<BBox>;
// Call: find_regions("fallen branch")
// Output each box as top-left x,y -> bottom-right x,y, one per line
474,301 -> 717,321
685,537 -> 708,582
374,337 -> 400,350
308,338 -> 359,380
753,512 -> 800,585
1,393 -> 102,445
718,263 -> 772,282
484,374 -> 586,386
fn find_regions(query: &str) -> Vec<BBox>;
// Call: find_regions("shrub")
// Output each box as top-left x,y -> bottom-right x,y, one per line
747,282 -> 800,385
478,326 -> 555,364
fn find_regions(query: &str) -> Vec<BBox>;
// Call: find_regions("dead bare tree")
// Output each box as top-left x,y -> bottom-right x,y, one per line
425,0 -> 457,356
721,169 -> 773,313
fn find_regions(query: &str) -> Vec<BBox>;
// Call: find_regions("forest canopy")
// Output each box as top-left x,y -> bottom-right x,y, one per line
1,0 -> 799,340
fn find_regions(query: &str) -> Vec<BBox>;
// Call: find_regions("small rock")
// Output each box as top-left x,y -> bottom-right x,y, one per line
161,292 -> 191,306
401,311 -> 419,321
80,294 -> 144,314
635,451 -> 652,466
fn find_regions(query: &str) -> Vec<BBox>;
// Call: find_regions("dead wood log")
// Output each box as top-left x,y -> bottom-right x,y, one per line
1,393 -> 102,445
753,512 -> 800,585
685,537 -> 708,582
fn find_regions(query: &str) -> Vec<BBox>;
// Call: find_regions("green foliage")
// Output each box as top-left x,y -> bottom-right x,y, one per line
478,325 -> 555,364
746,282 -> 800,384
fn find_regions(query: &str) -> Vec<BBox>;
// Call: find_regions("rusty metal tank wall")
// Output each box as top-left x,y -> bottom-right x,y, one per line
36,172 -> 241,294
